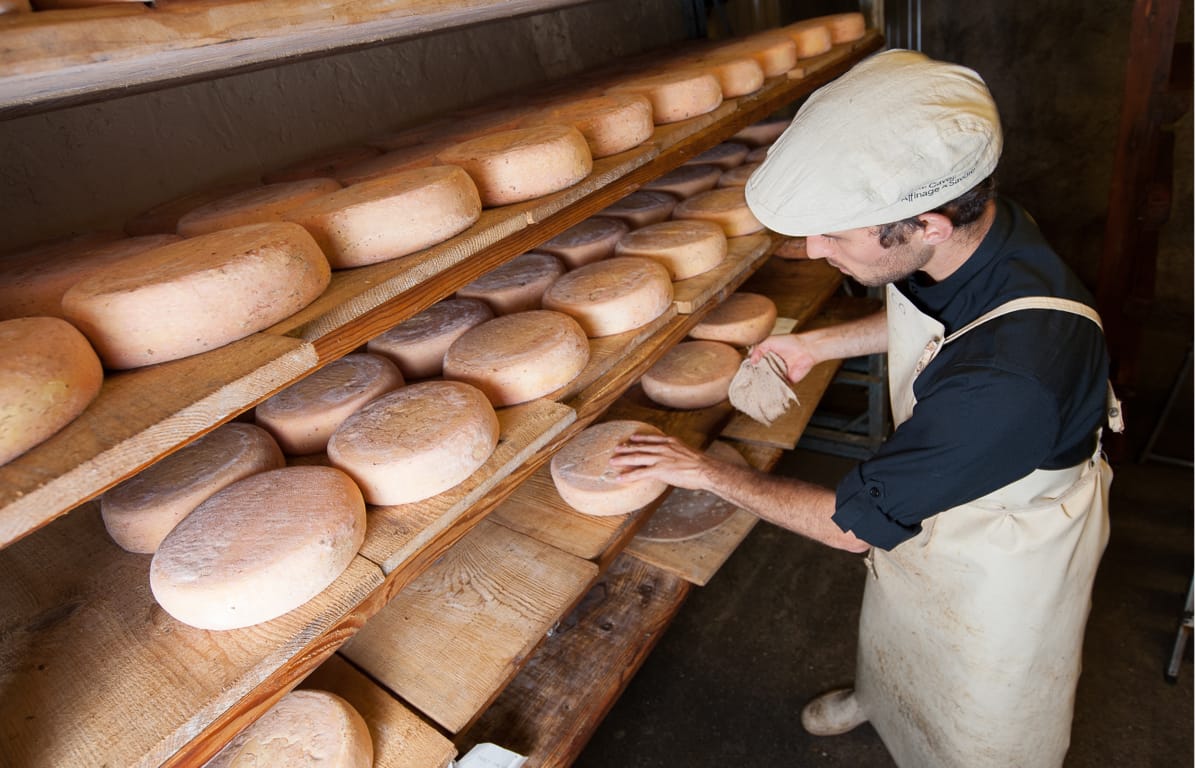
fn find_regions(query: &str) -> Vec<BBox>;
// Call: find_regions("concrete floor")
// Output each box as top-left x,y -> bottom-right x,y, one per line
575,371 -> 1194,766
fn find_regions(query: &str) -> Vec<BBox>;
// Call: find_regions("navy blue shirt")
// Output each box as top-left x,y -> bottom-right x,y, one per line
832,198 -> 1110,550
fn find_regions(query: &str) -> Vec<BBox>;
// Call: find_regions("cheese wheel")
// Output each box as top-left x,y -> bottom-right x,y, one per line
746,145 -> 770,163
101,423 -> 285,554
614,220 -> 727,280
806,11 -> 867,43
0,317 -> 103,466
327,380 -> 499,505
542,256 -> 673,337
334,142 -> 450,186
537,216 -> 629,268
688,292 -> 778,347
0,233 -> 180,320
436,125 -> 593,207
262,145 -> 383,184
541,93 -> 654,158
456,252 -> 566,315
206,689 -> 373,768
717,162 -> 762,188
607,70 -> 723,125
442,311 -> 590,405
642,163 -> 722,199
672,187 -> 764,237
693,54 -> 765,98
717,33 -> 798,77
255,353 -> 404,455
640,340 -> 741,409
639,440 -> 748,542
62,222 -> 331,369
731,117 -> 789,147
125,180 -> 261,236
783,20 -> 834,59
684,141 -> 750,170
176,178 -> 342,237
150,465 -> 366,631
366,297 -> 493,379
284,165 -> 482,268
598,190 -> 677,228
550,420 -> 669,516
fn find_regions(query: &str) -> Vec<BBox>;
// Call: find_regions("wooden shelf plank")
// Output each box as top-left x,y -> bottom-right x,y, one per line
672,232 -> 779,314
0,333 -> 317,549
455,552 -> 690,766
342,519 -> 599,734
302,654 -> 458,768
720,359 -> 841,450
0,502 -> 384,768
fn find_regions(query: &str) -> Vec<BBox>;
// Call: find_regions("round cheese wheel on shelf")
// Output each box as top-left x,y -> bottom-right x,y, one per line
206,689 -> 373,768
717,33 -> 798,77
150,465 -> 366,631
542,257 -> 673,337
436,125 -> 593,207
782,20 -> 834,59
805,11 -> 867,42
0,317 -> 103,467
693,54 -> 765,98
746,145 -> 770,163
642,163 -> 722,199
255,353 -> 404,456
456,252 -> 566,315
688,292 -> 778,347
327,380 -> 499,505
717,162 -> 762,188
101,422 -> 285,554
540,93 -> 655,158
672,187 -> 764,237
550,420 -> 669,516
334,142 -> 451,186
537,216 -> 629,268
640,340 -> 742,409
731,117 -> 789,147
598,190 -> 677,228
366,297 -> 493,379
62,222 -> 331,369
442,311 -> 590,406
683,141 -> 750,170
606,70 -> 723,125
176,178 -> 342,237
614,220 -> 727,280
125,180 -> 261,236
284,165 -> 482,269
0,232 -> 180,321
638,440 -> 749,542
262,145 -> 383,184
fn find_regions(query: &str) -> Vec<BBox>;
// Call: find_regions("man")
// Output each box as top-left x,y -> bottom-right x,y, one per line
610,49 -> 1119,767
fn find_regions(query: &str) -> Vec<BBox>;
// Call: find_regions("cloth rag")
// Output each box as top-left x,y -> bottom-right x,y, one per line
728,350 -> 799,426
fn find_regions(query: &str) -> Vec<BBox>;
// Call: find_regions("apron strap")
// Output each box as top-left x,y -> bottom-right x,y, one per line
943,296 -> 1103,345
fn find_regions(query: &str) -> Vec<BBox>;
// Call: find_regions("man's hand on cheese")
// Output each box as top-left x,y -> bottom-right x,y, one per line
609,433 -> 716,491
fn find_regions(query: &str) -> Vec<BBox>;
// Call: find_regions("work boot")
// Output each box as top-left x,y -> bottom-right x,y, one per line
800,688 -> 867,736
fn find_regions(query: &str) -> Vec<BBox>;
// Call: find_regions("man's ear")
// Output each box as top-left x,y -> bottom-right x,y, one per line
916,212 -> 954,245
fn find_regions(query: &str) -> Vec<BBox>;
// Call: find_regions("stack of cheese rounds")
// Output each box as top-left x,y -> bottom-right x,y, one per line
255,353 -> 404,455
176,178 -> 341,237
205,689 -> 373,768
101,423 -> 284,554
550,420 -> 670,516
642,164 -> 722,199
0,317 -> 103,466
718,162 -> 762,188
614,220 -> 727,280
781,19 -> 834,59
691,53 -> 765,98
540,93 -> 655,158
640,340 -> 742,409
456,252 -> 566,314
716,33 -> 797,77
672,187 -> 764,237
150,465 -> 366,630
263,145 -> 382,184
683,141 -> 750,170
328,380 -> 499,504
437,125 -> 592,207
689,292 -> 778,347
537,217 -> 629,268
443,311 -> 590,405
62,222 -> 331,369
367,297 -> 493,379
598,190 -> 677,228
542,257 -> 673,337
638,440 -> 749,542
607,70 -> 723,124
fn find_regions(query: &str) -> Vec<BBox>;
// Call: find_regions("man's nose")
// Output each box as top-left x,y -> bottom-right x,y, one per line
805,235 -> 830,260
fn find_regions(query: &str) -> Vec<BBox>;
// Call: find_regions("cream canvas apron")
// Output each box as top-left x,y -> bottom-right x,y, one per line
854,285 -> 1117,768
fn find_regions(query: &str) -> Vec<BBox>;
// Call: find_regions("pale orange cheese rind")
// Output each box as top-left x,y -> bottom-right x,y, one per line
598,190 -> 677,228
101,422 -> 285,554
176,178 -> 342,237
262,145 -> 383,184
436,125 -> 593,207
367,297 -> 494,379
540,93 -> 655,158
640,340 -> 742,409
692,53 -> 765,98
715,33 -> 798,77
717,162 -> 762,188
537,216 -> 630,268
688,292 -> 778,347
550,419 -> 669,516
731,117 -> 789,147
0,316 -> 103,466
456,252 -> 566,315
672,187 -> 764,237
614,219 -> 728,280
781,20 -> 834,59
125,180 -> 262,236
541,256 -> 674,337
606,70 -> 723,125
327,380 -> 500,505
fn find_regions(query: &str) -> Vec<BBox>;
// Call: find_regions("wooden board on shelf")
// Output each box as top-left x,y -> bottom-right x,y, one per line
736,256 -> 844,326
671,232 -> 778,314
720,358 -> 840,450
0,333 -> 317,550
357,398 -> 576,574
342,519 -> 598,734
650,99 -> 739,151
303,654 -> 458,768
0,502 -> 384,768
456,553 -> 690,767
